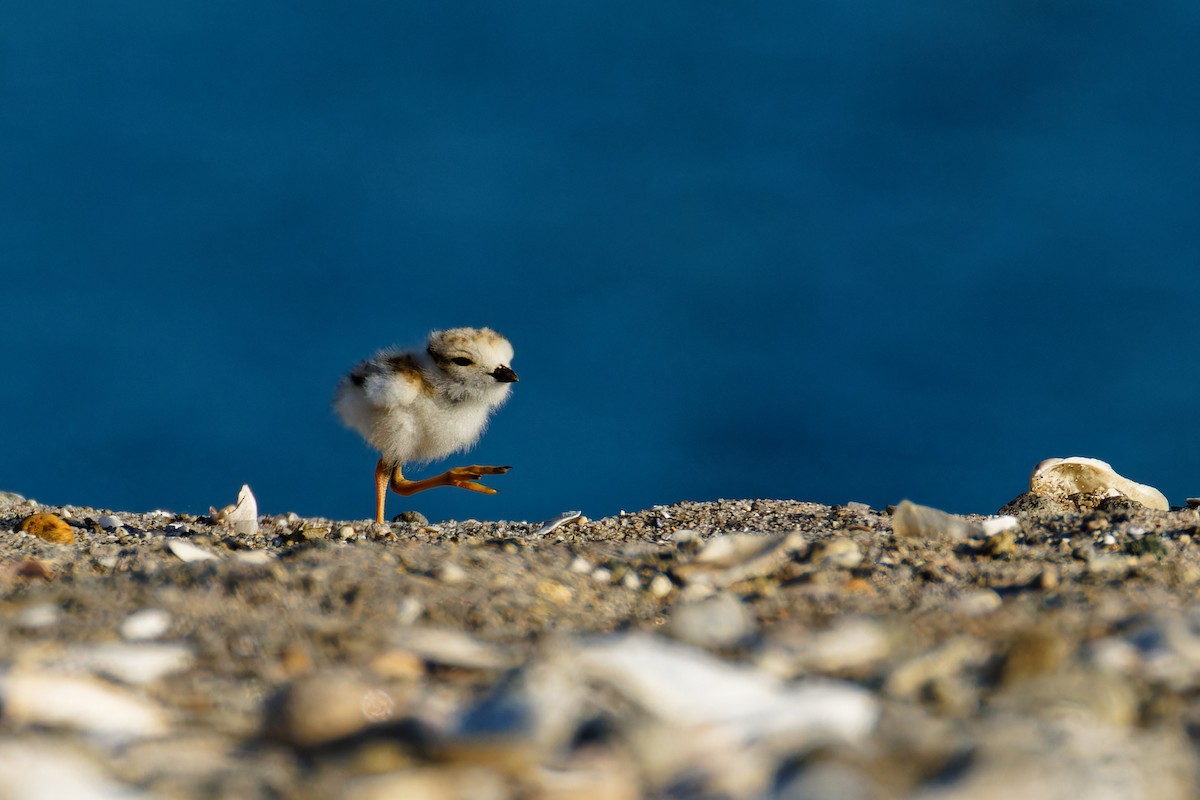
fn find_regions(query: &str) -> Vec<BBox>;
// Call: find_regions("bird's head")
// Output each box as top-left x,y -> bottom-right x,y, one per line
426,327 -> 518,403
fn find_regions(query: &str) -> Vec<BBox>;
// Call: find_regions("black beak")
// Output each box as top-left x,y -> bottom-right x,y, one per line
491,365 -> 519,383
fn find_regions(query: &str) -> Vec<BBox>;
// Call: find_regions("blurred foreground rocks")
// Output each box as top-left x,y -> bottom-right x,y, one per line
2,492 -> 1200,798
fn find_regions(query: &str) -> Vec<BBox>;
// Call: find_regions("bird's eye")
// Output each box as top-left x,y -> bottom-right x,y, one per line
450,357 -> 473,366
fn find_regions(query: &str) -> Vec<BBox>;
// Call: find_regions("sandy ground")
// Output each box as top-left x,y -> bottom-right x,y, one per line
2,492 -> 1200,798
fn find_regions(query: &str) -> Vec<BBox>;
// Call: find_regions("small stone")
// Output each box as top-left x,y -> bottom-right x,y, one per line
234,550 -> 274,566
622,571 -> 641,590
0,739 -> 143,799
1039,566 -> 1060,591
648,573 -> 674,598
886,638 -> 987,699
983,530 -> 1017,558
760,618 -> 891,678
666,593 -> 757,649
266,672 -> 395,747
396,597 -> 424,626
1087,554 -> 1131,578
338,525 -> 356,540
15,603 -> 61,630
337,767 -> 510,800
778,762 -> 876,800
368,650 -> 426,680
120,609 -> 172,641
18,513 -> 75,544
573,634 -> 879,747
1002,626 -> 1070,685
299,522 -> 330,541
14,558 -> 56,580
674,531 -> 806,587
538,579 -> 573,604
436,562 -> 468,584
71,642 -> 195,685
569,556 -> 592,574
394,510 -> 428,526
1187,498 -> 1200,509
97,514 -> 124,530
845,501 -> 871,512
591,567 -> 613,584
955,589 -> 1003,616
892,501 -> 979,541
811,537 -> 863,569
392,627 -> 516,670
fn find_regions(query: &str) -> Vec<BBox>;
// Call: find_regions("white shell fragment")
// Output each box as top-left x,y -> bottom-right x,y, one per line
1030,457 -> 1169,511
119,609 -> 173,641
892,500 -> 980,541
392,627 -> 518,670
574,634 -> 878,747
166,539 -> 219,563
675,532 -> 807,588
981,515 -> 1020,535
0,739 -> 146,800
16,603 -> 62,630
0,671 -> 170,741
97,514 -> 125,530
233,550 -> 275,566
209,484 -> 259,535
67,643 -> 195,686
531,510 -> 582,536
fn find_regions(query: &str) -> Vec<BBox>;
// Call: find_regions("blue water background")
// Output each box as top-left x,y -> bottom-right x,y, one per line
3,3 -> 1199,522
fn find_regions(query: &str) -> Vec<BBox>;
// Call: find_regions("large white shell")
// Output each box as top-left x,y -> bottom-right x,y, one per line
209,484 -> 259,535
0,671 -> 170,741
1030,457 -> 1169,511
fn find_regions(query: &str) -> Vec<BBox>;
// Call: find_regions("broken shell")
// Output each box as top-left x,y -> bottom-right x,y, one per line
392,627 -> 517,670
981,515 -> 1020,535
674,532 -> 806,588
810,537 -> 864,569
209,484 -> 259,535
97,514 -> 124,530
120,609 -> 172,641
892,500 -> 979,541
1030,457 -> 1168,511
18,513 -> 75,544
531,510 -> 582,536
0,671 -> 170,741
167,539 -> 219,563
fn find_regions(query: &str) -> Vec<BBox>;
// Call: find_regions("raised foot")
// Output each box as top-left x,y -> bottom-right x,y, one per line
445,465 -> 512,493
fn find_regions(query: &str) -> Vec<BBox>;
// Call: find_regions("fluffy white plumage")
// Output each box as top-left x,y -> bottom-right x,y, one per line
334,327 -> 518,522
334,327 -> 517,465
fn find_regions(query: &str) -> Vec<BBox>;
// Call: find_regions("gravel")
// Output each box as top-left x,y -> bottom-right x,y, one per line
1,494 -> 1199,798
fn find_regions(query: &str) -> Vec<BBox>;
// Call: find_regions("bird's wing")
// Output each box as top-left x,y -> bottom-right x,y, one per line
360,369 -> 422,408
352,351 -> 430,409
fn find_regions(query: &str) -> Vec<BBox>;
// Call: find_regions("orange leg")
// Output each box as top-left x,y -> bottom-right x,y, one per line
373,458 -> 511,524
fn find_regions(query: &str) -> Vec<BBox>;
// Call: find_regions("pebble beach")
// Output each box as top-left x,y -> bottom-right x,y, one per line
2,476 -> 1200,798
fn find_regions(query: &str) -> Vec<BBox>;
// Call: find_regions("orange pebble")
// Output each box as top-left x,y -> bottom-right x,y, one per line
18,513 -> 75,544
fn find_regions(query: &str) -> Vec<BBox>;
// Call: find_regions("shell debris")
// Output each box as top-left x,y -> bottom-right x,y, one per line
1029,457 -> 1169,511
209,484 -> 259,535
531,510 -> 582,536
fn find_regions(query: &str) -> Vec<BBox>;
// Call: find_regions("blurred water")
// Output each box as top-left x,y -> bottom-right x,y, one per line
3,2 -> 1199,521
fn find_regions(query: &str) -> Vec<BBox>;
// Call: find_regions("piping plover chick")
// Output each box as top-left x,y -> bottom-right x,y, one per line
334,327 -> 518,524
